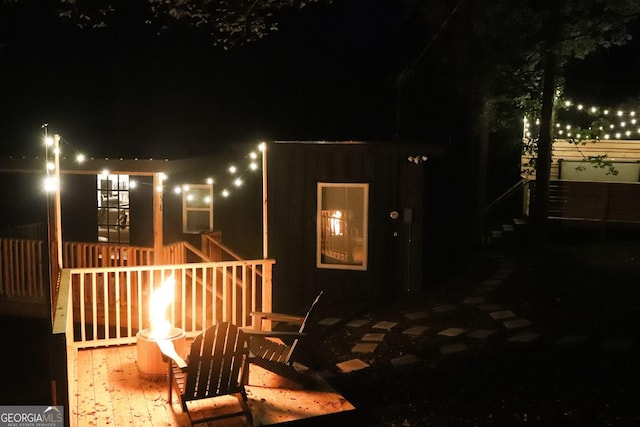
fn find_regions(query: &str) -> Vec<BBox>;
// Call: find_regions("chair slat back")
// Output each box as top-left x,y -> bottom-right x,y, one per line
184,322 -> 247,401
286,291 -> 323,362
298,291 -> 324,334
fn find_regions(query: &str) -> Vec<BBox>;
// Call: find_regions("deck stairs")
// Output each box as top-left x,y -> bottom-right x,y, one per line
483,217 -> 529,248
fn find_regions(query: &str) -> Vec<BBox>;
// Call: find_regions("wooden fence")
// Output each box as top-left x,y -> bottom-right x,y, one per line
526,180 -> 640,224
522,139 -> 640,181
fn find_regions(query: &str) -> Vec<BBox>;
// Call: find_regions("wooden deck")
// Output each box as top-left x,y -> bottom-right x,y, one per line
72,344 -> 355,426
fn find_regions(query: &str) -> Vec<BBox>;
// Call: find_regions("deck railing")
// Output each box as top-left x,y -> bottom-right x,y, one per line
201,231 -> 245,261
0,238 -> 46,300
63,241 -> 154,267
163,240 -> 210,264
60,259 -> 274,349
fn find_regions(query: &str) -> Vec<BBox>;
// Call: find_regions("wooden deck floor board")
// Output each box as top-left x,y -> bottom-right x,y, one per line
91,348 -> 117,426
73,344 -> 354,426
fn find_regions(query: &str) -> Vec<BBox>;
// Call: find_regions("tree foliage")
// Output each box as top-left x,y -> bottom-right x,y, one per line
403,0 -> 640,244
5,0 -> 327,49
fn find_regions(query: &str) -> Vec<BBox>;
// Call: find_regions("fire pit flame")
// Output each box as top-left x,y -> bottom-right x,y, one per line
149,275 -> 175,340
136,275 -> 186,380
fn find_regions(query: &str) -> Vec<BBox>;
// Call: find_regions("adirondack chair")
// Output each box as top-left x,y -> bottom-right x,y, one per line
245,291 -> 324,386
159,322 -> 252,426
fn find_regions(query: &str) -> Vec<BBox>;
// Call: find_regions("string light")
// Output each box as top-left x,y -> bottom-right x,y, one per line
38,130 -> 264,202
525,99 -> 640,141
168,142 -> 265,200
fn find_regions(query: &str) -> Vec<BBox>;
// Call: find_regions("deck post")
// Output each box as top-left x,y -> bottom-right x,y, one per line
262,142 -> 268,259
153,172 -> 164,264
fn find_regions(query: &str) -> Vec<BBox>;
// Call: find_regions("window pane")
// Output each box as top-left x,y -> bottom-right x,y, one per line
186,187 -> 211,209
185,211 -> 211,233
317,183 -> 368,270
97,174 -> 130,244
182,183 -> 213,233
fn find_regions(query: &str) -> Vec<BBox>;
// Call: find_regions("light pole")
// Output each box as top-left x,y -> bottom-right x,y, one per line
261,142 -> 268,259
44,128 -> 63,308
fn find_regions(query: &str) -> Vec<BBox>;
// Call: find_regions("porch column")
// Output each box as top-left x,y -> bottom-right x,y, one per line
153,172 -> 164,264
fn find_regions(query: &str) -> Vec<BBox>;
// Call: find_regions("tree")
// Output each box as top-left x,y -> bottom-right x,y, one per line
4,0 -> 326,49
524,0 -> 640,242
403,0 -> 640,245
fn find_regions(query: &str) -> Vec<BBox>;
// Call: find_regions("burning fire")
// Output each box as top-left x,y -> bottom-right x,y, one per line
149,275 -> 175,340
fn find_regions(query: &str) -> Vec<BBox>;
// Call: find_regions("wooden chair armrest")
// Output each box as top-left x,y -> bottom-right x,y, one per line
157,339 -> 187,370
250,311 -> 304,325
242,329 -> 306,340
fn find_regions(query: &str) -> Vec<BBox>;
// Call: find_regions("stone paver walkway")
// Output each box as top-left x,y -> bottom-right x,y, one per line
310,253 -> 636,376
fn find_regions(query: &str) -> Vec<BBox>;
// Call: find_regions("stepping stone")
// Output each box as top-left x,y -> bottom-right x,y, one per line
489,310 -> 516,320
466,329 -> 496,339
508,332 -> 540,343
405,311 -> 428,320
337,359 -> 370,373
494,267 -> 514,277
438,327 -> 466,337
346,319 -> 369,328
362,333 -> 385,342
482,279 -> 503,287
390,354 -> 420,367
351,342 -> 378,353
556,335 -> 589,347
600,338 -> 634,353
503,319 -> 532,330
463,296 -> 485,304
403,325 -> 430,336
433,304 -> 457,313
439,342 -> 469,355
478,304 -> 503,312
318,317 -> 341,326
491,230 -> 502,238
502,224 -> 514,232
292,361 -> 309,373
372,321 -> 398,331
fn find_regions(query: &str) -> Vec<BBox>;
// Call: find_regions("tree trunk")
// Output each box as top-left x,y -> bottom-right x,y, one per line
531,47 -> 557,244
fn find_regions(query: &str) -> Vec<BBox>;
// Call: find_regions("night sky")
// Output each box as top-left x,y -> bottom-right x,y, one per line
0,0 -> 423,159
2,1 -> 640,159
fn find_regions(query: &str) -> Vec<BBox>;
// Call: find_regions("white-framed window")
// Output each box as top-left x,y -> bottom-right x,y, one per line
97,173 -> 131,244
317,182 -> 368,270
182,184 -> 214,233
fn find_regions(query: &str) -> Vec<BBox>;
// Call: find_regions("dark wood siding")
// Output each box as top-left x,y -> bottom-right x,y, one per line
267,142 -> 440,312
61,174 -> 96,242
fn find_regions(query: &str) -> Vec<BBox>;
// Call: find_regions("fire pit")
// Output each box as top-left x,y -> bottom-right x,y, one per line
136,275 -> 187,380
136,327 -> 187,380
